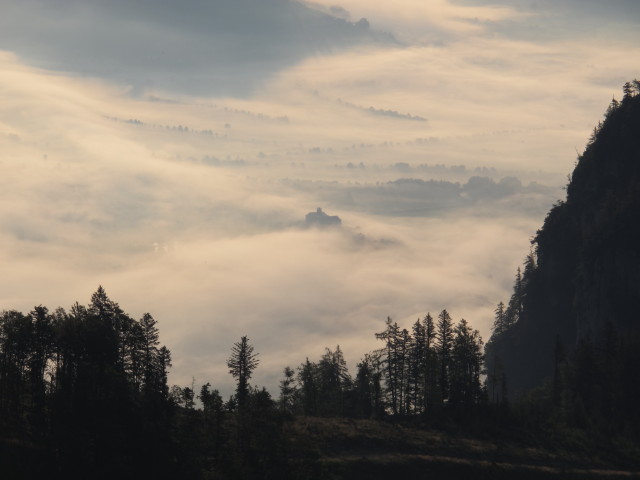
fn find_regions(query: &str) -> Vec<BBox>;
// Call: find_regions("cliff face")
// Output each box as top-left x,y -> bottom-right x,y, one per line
567,93 -> 640,337
486,83 -> 640,396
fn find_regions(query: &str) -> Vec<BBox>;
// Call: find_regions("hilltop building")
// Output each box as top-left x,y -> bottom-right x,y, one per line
305,207 -> 341,227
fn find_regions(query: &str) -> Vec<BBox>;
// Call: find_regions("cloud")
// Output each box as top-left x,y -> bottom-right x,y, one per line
0,0 -> 639,396
306,0 -> 527,40
452,0 -> 640,45
0,52 -> 547,394
0,0 -> 396,96
319,0 -> 640,43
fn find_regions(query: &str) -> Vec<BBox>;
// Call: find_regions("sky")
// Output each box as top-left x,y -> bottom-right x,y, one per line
1,0 -> 639,396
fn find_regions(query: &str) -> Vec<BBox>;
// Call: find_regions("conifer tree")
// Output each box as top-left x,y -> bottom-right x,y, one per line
450,319 -> 483,408
409,318 -> 426,414
139,313 -> 160,388
375,317 -> 401,414
297,358 -> 318,416
353,355 -> 375,418
317,345 -> 350,416
278,366 -> 297,414
227,336 -> 259,409
504,267 -> 524,328
398,328 -> 411,414
493,302 -> 506,335
436,309 -> 454,404
423,313 -> 438,413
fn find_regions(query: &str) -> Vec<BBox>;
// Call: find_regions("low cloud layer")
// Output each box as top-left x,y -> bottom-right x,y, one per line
1,0 -> 639,395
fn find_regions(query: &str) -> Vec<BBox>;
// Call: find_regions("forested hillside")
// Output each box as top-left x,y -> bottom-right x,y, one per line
486,81 -> 640,422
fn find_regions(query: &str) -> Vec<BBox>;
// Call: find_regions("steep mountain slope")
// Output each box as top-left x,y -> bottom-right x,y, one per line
486,82 -> 640,396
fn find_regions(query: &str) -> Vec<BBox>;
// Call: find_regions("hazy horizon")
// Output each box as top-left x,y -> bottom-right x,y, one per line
1,0 -> 638,396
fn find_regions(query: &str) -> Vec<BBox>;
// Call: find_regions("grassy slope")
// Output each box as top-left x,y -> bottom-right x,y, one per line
284,417 -> 640,479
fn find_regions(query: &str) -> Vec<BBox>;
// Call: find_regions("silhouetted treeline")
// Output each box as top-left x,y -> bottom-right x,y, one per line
0,287 -> 486,479
278,312 -> 484,420
0,287 -> 175,479
1,285 -> 638,478
0,288 -> 318,480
